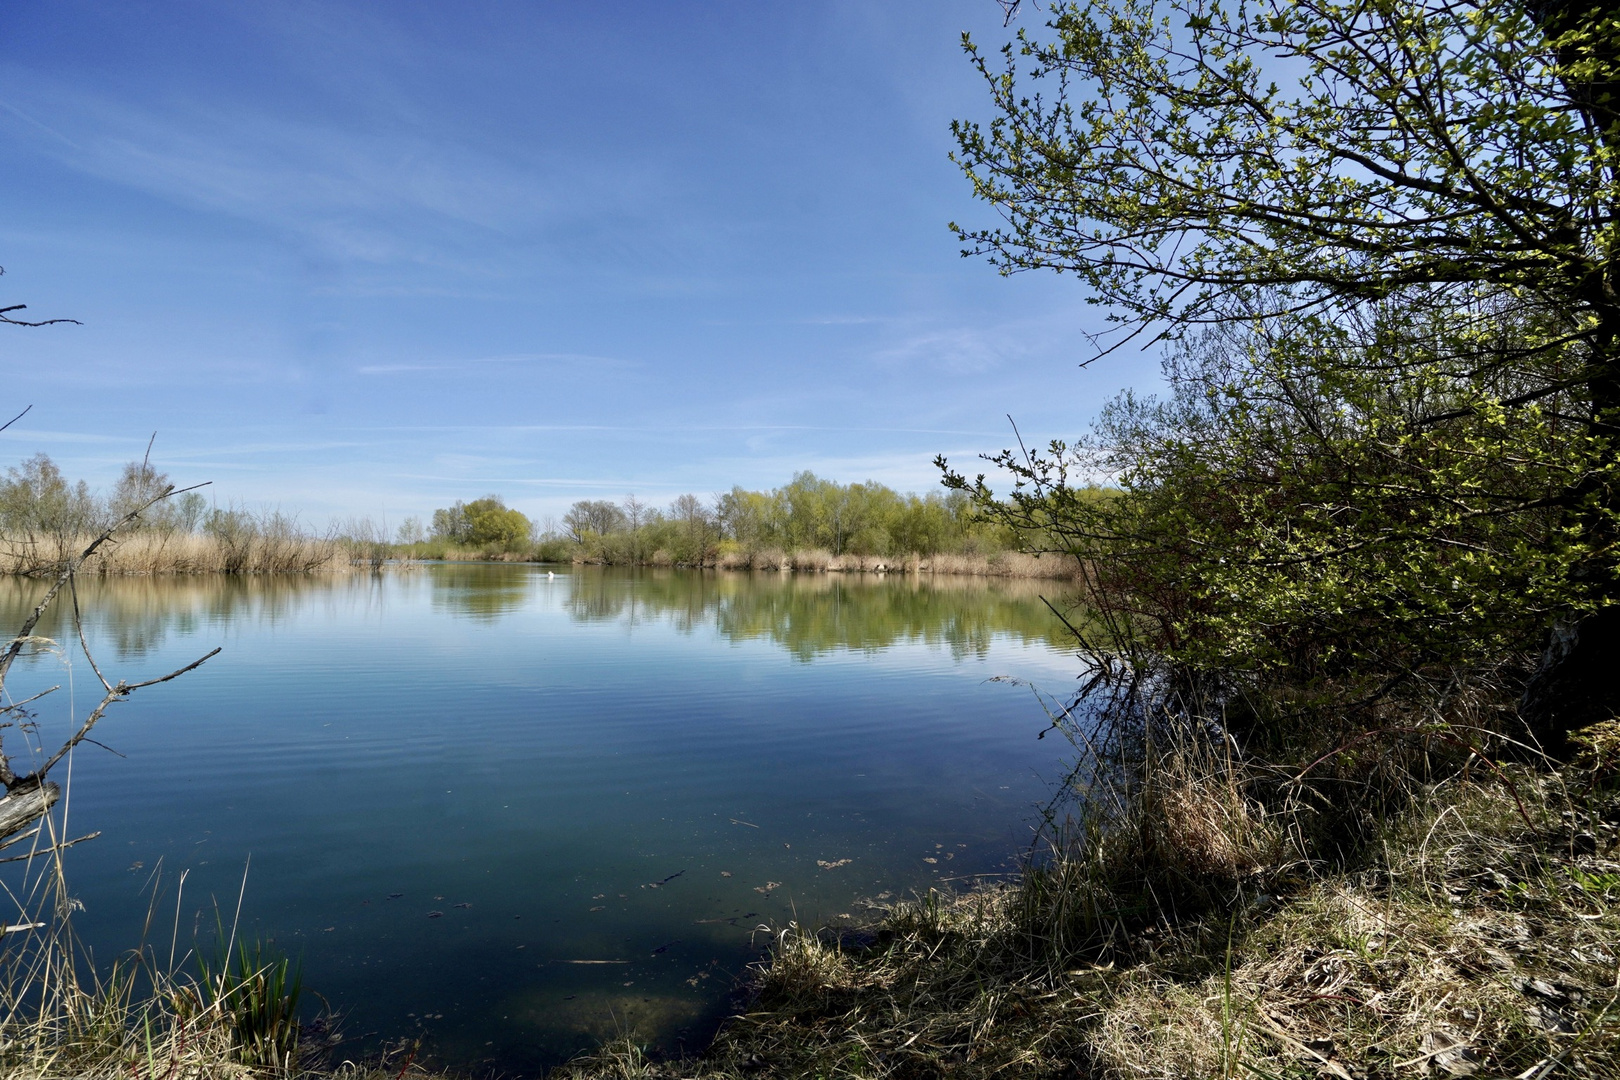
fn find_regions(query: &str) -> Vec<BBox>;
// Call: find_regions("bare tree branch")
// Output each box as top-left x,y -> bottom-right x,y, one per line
0,832 -> 99,864
27,646 -> 221,782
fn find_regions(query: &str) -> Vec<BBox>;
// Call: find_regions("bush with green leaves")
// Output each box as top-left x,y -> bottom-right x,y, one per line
945,0 -> 1620,745
430,496 -> 531,551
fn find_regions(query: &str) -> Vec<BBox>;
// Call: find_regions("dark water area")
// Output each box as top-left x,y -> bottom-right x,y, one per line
0,565 -> 1084,1073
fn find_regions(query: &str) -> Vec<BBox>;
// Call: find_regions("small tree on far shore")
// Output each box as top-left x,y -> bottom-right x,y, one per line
430,496 -> 529,550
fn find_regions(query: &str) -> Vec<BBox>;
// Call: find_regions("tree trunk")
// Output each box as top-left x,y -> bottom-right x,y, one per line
1518,1 -> 1620,754
0,782 -> 60,842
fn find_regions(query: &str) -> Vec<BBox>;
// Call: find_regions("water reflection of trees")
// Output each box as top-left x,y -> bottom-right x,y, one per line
429,565 -> 535,622
0,567 -> 1075,664
0,574 -> 371,661
563,570 -> 1073,659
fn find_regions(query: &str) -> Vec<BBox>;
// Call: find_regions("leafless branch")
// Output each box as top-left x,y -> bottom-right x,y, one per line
0,304 -> 81,329
0,406 -> 31,435
68,577 -> 113,695
0,459 -> 218,857
0,478 -> 213,697
28,646 -> 221,782
0,832 -> 100,864
0,685 -> 60,717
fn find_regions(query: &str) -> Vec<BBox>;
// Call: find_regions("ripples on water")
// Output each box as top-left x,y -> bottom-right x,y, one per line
0,566 -> 1082,1071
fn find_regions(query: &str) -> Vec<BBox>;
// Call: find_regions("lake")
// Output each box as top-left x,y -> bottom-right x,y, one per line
0,565 -> 1083,1072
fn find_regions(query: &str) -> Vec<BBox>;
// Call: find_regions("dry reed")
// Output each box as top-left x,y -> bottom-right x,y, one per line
699,547 -> 1074,578
0,532 -> 346,576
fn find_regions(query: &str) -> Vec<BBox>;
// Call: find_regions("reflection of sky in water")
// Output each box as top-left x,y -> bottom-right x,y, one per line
0,566 -> 1084,1072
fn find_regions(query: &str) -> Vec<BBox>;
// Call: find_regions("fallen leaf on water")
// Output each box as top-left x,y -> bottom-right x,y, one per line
453,902 -> 472,909
720,872 -> 732,878
817,859 -> 852,870
426,912 -> 443,919
754,882 -> 782,895
923,857 -> 938,865
589,906 -> 606,912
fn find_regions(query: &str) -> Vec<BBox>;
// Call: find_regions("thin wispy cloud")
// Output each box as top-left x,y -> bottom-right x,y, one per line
357,363 -> 449,375
0,72 -> 643,270
0,1 -> 1126,524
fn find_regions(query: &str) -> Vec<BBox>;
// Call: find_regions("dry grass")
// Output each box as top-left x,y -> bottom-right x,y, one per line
702,547 -> 1075,579
558,742 -> 1619,1080
0,881 -> 314,1080
1093,771 -> 1620,1078
0,531 -> 347,576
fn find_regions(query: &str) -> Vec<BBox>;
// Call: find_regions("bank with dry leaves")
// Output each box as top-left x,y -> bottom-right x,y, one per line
555,726 -> 1620,1080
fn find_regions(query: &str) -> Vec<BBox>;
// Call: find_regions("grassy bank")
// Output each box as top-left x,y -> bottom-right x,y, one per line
7,727 -> 1609,1079
555,741 -> 1619,1080
389,541 -> 1078,580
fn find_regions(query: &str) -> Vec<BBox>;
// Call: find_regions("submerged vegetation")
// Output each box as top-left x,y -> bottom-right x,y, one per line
560,746 -> 1620,1080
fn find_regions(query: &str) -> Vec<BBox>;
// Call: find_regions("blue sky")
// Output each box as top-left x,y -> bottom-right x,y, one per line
0,1 -> 1159,529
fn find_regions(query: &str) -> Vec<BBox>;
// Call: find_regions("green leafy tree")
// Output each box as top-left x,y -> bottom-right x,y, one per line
462,497 -> 530,550
0,453 -> 98,556
429,496 -> 530,550
947,0 -> 1620,744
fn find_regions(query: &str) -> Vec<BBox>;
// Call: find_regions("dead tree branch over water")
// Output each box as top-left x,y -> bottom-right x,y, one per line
0,481 -> 219,858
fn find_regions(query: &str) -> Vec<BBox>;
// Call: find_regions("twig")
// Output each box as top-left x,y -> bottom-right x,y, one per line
0,831 -> 99,863
0,303 -> 80,328
0,685 -> 60,715
0,479 -> 212,695
0,826 -> 40,851
27,647 -> 221,781
69,575 -> 113,695
0,405 -> 31,434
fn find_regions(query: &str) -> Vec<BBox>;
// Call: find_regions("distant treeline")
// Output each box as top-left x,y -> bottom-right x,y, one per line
394,472 -> 1054,568
0,453 -> 1096,578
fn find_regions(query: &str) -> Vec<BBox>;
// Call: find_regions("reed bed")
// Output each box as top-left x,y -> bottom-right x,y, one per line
696,547 -> 1075,579
0,532 -> 346,576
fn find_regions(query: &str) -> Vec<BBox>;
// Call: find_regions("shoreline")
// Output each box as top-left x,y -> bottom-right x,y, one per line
549,756 -> 1619,1080
0,540 -> 1079,581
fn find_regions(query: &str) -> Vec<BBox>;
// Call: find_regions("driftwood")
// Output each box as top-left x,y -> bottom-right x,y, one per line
0,782 -> 58,842
0,468 -> 218,858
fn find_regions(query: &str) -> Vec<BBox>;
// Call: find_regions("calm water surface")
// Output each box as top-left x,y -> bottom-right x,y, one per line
0,566 -> 1082,1071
